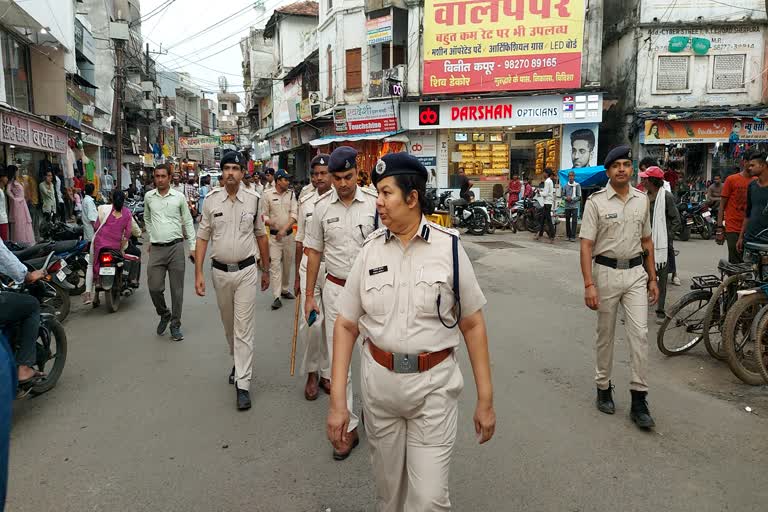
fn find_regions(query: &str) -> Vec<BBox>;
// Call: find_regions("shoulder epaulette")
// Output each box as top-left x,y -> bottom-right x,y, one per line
587,188 -> 607,200
363,227 -> 388,246
300,190 -> 317,205
427,221 -> 460,238
314,188 -> 334,204
360,186 -> 378,198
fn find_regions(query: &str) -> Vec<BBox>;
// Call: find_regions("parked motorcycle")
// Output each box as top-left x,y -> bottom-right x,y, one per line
40,220 -> 83,241
450,200 -> 488,235
94,241 -> 141,313
21,253 -> 73,323
127,199 -> 145,231
482,197 -> 516,233
7,239 -> 89,297
0,252 -> 68,396
677,198 -> 715,241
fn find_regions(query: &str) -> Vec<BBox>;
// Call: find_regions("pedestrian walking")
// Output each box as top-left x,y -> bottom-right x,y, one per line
579,145 -> 659,430
263,169 -> 298,310
639,166 -> 681,324
101,168 -> 114,201
303,146 -> 378,460
144,163 -> 196,342
38,170 -> 56,227
717,164 -> 753,263
563,170 -> 581,241
737,151 -> 768,252
294,154 -> 332,400
170,173 -> 184,195
194,151 -> 270,410
4,166 -> 34,244
329,153 -> 495,510
81,183 -> 98,242
535,168 -> 555,242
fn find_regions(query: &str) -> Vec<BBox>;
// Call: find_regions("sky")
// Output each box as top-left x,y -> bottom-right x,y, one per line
140,0 -> 289,100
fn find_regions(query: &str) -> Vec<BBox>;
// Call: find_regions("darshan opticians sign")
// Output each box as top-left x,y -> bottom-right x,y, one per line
404,93 -> 602,130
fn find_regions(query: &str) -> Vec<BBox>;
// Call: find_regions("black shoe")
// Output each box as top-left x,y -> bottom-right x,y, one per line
236,386 -> 251,410
281,291 -> 295,300
630,390 -> 655,429
228,366 -> 235,385
596,382 -> 615,415
157,314 -> 171,336
271,298 -> 282,310
170,326 -> 184,341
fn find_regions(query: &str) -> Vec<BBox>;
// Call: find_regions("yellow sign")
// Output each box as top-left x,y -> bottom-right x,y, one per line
423,0 -> 585,94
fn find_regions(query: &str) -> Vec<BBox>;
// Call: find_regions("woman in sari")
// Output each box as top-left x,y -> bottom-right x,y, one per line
4,166 -> 34,244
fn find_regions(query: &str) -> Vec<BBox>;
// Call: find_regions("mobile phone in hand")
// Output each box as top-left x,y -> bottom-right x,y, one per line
308,310 -> 318,326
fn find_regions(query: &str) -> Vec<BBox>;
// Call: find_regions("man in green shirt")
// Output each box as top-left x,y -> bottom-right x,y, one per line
144,163 -> 196,341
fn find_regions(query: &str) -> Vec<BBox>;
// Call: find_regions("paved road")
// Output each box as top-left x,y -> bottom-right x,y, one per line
7,232 -> 768,511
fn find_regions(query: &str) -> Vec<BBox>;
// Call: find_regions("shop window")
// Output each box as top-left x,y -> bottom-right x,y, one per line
381,43 -> 405,70
1,31 -> 32,112
654,55 -> 691,93
220,103 -> 228,112
710,54 -> 746,92
345,48 -> 362,91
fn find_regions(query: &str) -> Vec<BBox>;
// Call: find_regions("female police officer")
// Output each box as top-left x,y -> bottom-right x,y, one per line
329,152 -> 495,511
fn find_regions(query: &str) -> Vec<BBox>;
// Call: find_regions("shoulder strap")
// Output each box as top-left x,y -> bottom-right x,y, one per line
452,234 -> 459,299
374,210 -> 379,230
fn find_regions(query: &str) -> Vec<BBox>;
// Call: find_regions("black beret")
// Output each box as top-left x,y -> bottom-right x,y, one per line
310,154 -> 330,168
328,146 -> 358,172
220,151 -> 245,169
265,168 -> 275,175
604,145 -> 632,169
371,152 -> 428,186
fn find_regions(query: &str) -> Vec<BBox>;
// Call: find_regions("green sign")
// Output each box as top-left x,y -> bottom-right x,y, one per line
668,36 -> 689,53
691,37 -> 711,55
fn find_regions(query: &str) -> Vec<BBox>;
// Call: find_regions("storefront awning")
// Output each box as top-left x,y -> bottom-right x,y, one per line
308,131 -> 407,147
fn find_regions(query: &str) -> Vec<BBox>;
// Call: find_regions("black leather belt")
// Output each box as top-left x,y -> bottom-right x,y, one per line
211,256 -> 256,272
269,228 -> 292,236
595,255 -> 643,270
151,238 -> 183,247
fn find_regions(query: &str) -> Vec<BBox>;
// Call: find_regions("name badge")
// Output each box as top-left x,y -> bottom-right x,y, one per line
272,198 -> 279,201
605,213 -> 618,219
327,217 -> 340,224
213,212 -> 223,218
306,212 -> 312,217
369,266 -> 388,276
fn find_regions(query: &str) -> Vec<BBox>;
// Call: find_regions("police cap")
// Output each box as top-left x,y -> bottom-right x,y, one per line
310,154 -> 330,169
328,146 -> 358,172
220,151 -> 245,170
265,167 -> 275,176
275,169 -> 291,180
371,152 -> 428,186
603,145 -> 632,169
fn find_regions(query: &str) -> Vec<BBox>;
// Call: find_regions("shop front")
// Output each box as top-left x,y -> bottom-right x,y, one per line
640,117 -> 768,187
0,107 -> 68,179
400,94 -> 603,199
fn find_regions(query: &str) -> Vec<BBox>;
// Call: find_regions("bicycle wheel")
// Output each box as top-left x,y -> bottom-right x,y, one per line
657,290 -> 711,356
722,292 -> 768,385
702,274 -> 748,361
753,308 -> 768,384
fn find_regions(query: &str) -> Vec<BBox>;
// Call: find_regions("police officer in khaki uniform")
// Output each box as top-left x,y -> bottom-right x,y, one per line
304,146 -> 378,460
294,154 -> 332,400
194,151 -> 271,410
263,169 -> 298,310
331,153 -> 495,510
579,145 -> 659,429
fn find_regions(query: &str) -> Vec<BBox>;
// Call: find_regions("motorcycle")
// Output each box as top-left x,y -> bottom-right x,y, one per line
677,198 -> 715,241
513,197 -> 539,233
40,220 -> 83,241
451,200 -> 489,235
127,199 -> 145,231
7,239 -> 89,297
94,240 -> 141,313
482,197 -> 516,233
0,252 -> 68,396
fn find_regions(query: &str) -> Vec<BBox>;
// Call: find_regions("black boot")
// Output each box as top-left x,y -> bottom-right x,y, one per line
596,382 -> 615,415
630,390 -> 655,429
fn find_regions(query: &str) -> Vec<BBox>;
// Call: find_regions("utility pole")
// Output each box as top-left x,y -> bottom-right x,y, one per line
115,38 -> 125,191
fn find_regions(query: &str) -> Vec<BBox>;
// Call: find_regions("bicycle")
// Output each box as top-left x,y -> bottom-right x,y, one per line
657,274 -> 719,356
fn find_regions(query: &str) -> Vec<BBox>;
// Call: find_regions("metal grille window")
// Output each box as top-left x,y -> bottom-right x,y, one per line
656,56 -> 690,91
712,54 -> 746,90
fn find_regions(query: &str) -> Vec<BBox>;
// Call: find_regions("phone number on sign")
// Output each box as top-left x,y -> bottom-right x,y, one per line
503,58 -> 558,70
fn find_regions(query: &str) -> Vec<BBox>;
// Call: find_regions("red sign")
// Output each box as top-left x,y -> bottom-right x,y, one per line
419,105 -> 440,126
450,104 -> 513,121
334,102 -> 398,135
220,134 -> 235,143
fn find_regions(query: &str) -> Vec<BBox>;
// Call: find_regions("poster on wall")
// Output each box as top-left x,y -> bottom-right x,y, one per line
643,118 -> 768,144
422,0 -> 585,94
560,124 -> 599,170
408,131 -> 438,167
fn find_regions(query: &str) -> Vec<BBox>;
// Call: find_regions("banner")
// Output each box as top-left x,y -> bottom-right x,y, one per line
334,102 -> 398,135
367,15 -> 393,45
560,123 -> 598,170
643,119 -> 768,144
179,136 -> 221,150
423,0 -> 585,94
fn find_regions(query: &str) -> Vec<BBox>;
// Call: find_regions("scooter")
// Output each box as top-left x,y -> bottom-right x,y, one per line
94,241 -> 141,313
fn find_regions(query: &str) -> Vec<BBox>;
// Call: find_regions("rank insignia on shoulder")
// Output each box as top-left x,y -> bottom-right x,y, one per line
369,266 -> 388,276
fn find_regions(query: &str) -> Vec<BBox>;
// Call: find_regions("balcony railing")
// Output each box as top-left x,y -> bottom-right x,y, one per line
369,64 -> 406,99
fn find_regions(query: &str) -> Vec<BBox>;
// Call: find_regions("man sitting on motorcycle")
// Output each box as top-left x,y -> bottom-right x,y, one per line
0,241 -> 46,385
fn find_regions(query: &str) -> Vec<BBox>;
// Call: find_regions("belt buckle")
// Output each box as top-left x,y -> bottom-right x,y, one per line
392,353 -> 419,373
226,263 -> 239,272
616,259 -> 629,270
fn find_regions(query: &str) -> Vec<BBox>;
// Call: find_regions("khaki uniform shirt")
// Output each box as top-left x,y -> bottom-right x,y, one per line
295,190 -> 318,244
579,183 -> 651,259
339,217 -> 486,353
304,186 -> 378,280
299,183 -> 315,200
263,187 -> 298,231
197,187 -> 266,264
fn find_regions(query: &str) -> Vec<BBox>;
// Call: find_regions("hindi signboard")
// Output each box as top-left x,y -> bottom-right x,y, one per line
334,102 -> 398,135
423,0 -> 585,94
367,15 -> 393,45
643,118 -> 768,144
179,136 -> 221,150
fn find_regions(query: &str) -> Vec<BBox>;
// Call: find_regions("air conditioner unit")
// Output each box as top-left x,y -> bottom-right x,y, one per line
309,91 -> 321,105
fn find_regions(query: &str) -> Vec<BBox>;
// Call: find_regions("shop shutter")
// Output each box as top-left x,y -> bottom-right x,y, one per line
712,54 -> 746,90
656,56 -> 690,91
346,48 -> 362,91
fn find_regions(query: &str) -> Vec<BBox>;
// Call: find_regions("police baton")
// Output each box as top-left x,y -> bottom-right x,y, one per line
290,295 -> 300,376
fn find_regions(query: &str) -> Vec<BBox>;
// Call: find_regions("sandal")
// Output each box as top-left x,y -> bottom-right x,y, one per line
18,370 -> 46,386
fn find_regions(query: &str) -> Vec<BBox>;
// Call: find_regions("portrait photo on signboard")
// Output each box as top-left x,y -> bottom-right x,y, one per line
560,124 -> 599,170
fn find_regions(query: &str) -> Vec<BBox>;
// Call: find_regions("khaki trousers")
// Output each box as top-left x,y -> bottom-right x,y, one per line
299,255 -> 329,378
594,263 -> 649,392
361,344 -> 463,512
269,232 -> 294,299
212,264 -> 258,390
323,279 -> 359,432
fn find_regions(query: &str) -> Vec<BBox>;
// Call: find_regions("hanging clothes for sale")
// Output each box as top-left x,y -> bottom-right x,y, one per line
84,158 -> 95,181
121,165 -> 130,189
65,147 -> 77,179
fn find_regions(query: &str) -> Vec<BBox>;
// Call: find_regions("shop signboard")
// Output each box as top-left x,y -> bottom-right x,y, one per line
367,15 -> 393,45
560,123 -> 598,170
334,102 -> 398,135
0,111 -> 67,153
220,134 -> 235,143
179,136 -> 221,149
80,125 -> 103,147
422,0 -> 585,94
403,94 -> 602,130
269,129 -> 294,154
640,0 -> 761,23
409,131 -> 438,167
643,118 -> 768,144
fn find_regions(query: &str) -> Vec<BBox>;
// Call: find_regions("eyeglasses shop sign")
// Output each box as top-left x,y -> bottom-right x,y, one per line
403,93 -> 603,129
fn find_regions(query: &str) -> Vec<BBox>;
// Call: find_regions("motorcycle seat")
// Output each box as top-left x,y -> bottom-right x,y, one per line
745,241 -> 768,253
23,256 -> 48,270
53,240 -> 78,253
12,243 -> 52,260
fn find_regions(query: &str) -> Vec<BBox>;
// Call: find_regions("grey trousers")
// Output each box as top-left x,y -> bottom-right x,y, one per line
656,263 -> 669,316
147,242 -> 185,328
